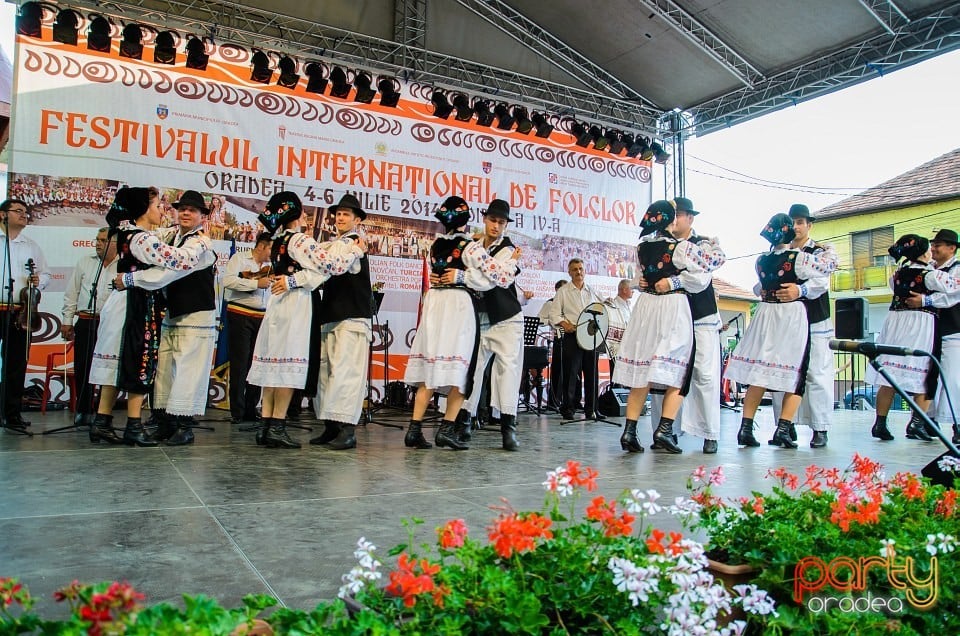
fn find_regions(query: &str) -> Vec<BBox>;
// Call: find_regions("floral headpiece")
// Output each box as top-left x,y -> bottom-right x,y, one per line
258,191 -> 303,233
435,195 -> 471,231
639,199 -> 676,237
760,212 -> 796,247
888,234 -> 929,262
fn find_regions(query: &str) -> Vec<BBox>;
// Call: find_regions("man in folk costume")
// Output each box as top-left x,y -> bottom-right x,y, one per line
403,196 -> 520,450
456,199 -> 524,451
309,194 -> 372,451
768,204 -> 838,448
868,234 -> 959,441
121,190 -> 218,446
906,229 -> 960,442
614,200 -> 724,455
725,213 -> 835,449
643,197 -> 726,454
247,192 -> 357,449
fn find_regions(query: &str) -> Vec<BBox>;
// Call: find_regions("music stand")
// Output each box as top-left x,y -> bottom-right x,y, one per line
519,317 -> 551,414
561,303 -> 620,427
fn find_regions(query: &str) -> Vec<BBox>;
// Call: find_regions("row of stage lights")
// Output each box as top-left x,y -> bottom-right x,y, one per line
17,3 -> 668,162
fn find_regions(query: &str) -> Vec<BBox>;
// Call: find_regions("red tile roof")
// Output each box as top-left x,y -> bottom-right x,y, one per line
816,148 -> 960,219
715,277 -> 757,301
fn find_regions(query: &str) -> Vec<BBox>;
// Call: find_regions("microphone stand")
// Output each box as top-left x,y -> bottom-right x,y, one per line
1,213 -> 31,436
560,310 -> 620,428
720,314 -> 742,411
361,292 -> 404,430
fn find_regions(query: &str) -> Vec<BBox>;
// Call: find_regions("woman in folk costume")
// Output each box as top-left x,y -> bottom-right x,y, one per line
868,234 -> 959,441
246,192 -> 359,450
613,200 -> 725,455
88,186 -> 214,446
403,196 -> 521,451
725,213 -> 835,449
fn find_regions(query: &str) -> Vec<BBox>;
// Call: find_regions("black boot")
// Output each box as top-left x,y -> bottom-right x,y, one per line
255,418 -> 271,446
737,418 -> 760,447
768,420 -> 798,445
771,418 -> 798,449
166,416 -> 196,446
620,419 -> 644,453
653,417 -> 682,454
500,415 -> 519,451
146,410 -> 176,443
404,420 -> 432,449
810,431 -> 828,448
953,424 -> 960,446
263,419 -> 301,449
89,414 -> 123,445
123,417 -> 159,447
327,424 -> 357,450
905,413 -> 933,441
455,409 -> 472,443
871,415 -> 894,441
435,420 -> 469,450
309,420 -> 341,446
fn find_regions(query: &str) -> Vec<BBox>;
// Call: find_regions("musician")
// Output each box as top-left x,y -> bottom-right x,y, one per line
309,193 -> 371,451
603,279 -> 634,378
61,227 -> 118,424
0,199 -> 50,432
222,232 -> 272,426
458,199 -> 525,451
549,259 -> 603,420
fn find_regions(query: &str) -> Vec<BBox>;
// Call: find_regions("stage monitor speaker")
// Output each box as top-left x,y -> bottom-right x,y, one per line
835,297 -> 868,340
598,386 -> 630,417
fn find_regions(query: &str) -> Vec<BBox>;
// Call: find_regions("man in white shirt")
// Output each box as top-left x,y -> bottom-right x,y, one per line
550,258 -> 604,420
539,279 -> 567,410
603,279 -> 634,378
61,227 -> 118,425
0,199 -> 51,432
222,232 -> 272,425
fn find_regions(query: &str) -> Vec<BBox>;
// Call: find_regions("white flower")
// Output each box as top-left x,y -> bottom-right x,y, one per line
623,488 -> 663,515
880,538 -> 896,558
927,532 -> 957,555
938,455 -> 960,473
668,496 -> 703,522
353,537 -> 381,570
543,468 -> 573,497
338,537 -> 383,598
608,556 -> 661,606
733,584 -> 778,617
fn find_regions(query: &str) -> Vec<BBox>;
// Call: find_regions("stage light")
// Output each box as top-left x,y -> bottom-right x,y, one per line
304,62 -> 328,94
329,67 -> 351,98
531,112 -> 553,138
377,77 -> 401,107
277,56 -> 300,89
87,16 -> 112,53
430,90 -> 453,119
608,131 -> 626,155
353,72 -> 375,103
250,50 -> 272,83
625,135 -> 644,158
452,94 -> 473,122
513,107 -> 533,134
153,30 -> 176,64
571,122 -> 592,147
119,23 -> 143,60
494,103 -> 515,130
185,37 -> 209,70
652,141 -> 671,164
52,9 -> 80,46
474,100 -> 494,127
16,2 -> 42,38
588,126 -> 609,151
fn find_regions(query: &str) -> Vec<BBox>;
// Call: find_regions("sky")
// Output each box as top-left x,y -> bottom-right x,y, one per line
2,6 -> 959,289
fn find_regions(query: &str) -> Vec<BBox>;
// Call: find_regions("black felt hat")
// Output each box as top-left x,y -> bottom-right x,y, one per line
788,203 -> 814,222
329,193 -> 366,220
932,228 -> 959,246
672,196 -> 699,216
173,190 -> 210,215
482,198 -> 513,221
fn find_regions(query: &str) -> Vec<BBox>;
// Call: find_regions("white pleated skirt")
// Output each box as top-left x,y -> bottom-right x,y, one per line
404,288 -> 477,392
247,288 -> 313,389
725,302 -> 808,393
865,310 -> 934,394
612,292 -> 693,389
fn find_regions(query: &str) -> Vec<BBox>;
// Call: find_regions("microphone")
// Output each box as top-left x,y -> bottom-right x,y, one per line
829,339 -> 929,357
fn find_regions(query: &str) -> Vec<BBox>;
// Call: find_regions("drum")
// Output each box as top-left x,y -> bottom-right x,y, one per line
604,301 -> 629,358
575,302 -> 609,351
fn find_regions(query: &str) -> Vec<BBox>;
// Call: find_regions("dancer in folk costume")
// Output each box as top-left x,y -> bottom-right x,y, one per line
457,199 -> 525,451
613,200 -> 725,455
88,186 -> 215,446
403,196 -> 520,451
769,204 -> 838,448
868,234 -> 960,441
247,192 -> 359,449
724,213 -> 836,449
309,194 -> 371,451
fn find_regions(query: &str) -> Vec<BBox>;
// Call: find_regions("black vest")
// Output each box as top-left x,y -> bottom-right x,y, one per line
890,262 -> 935,315
431,234 -> 471,288
637,237 -> 683,285
799,243 -> 831,323
115,226 -> 154,275
165,229 -> 215,318
940,261 -> 960,336
757,251 -> 800,301
317,233 -> 373,325
686,235 -> 718,321
271,231 -> 304,276
477,238 -> 522,325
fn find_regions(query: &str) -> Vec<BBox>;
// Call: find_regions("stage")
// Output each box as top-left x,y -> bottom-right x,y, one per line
0,405 -> 946,617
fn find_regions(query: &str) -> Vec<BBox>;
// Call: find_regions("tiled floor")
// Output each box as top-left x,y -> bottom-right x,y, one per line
0,404 -> 946,616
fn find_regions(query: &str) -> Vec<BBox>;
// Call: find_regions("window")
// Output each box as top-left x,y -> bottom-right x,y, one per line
851,226 -> 894,270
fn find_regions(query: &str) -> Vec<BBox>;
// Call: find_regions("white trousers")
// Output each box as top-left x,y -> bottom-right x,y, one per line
935,336 -> 960,424
772,318 -> 834,431
313,322 -> 372,425
463,313 -> 524,417
153,311 -> 217,417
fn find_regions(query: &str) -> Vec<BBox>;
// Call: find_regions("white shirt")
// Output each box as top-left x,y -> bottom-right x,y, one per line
0,230 -> 50,303
62,252 -> 118,323
550,280 -> 601,329
223,251 -> 269,311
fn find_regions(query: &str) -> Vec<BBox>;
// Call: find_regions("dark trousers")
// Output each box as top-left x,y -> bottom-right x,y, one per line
73,317 -> 99,415
0,315 -> 29,417
561,333 -> 597,413
227,311 -> 263,420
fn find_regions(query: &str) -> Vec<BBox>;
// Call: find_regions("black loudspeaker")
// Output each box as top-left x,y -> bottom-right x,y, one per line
598,387 -> 630,417
835,297 -> 868,340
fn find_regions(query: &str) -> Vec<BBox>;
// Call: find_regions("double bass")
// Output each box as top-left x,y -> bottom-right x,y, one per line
18,258 -> 41,349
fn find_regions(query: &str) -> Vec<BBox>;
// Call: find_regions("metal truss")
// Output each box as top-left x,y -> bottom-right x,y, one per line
857,0 -> 910,35
638,0 -> 764,89
450,0 -> 661,112
57,0 -> 665,134
394,0 -> 427,71
692,6 -> 960,136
